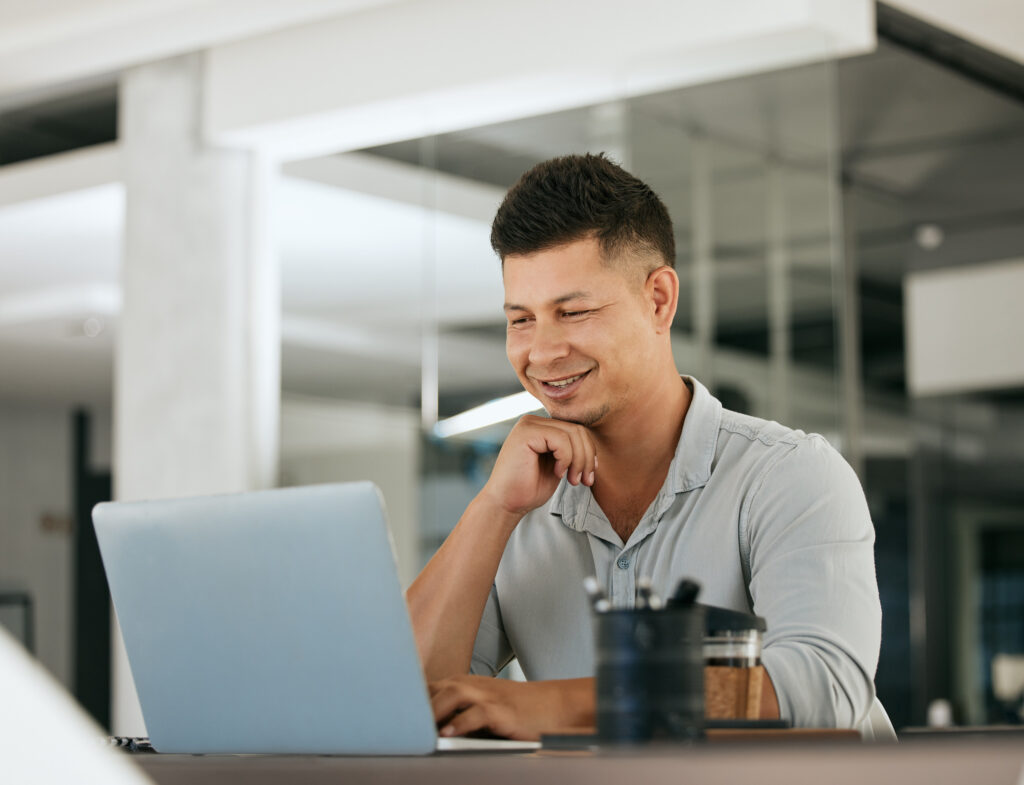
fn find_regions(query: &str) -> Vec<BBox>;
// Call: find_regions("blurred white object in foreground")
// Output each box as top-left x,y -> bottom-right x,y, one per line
0,626 -> 152,784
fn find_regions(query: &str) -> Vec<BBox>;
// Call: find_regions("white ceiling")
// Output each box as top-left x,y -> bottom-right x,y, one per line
885,0 -> 1024,66
275,176 -> 502,326
0,149 -> 515,408
1,1 -> 1022,411
0,184 -> 123,293
0,0 -> 400,99
1,0 -> 1020,112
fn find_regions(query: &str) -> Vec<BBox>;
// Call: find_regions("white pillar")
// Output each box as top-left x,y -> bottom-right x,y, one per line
112,53 -> 280,735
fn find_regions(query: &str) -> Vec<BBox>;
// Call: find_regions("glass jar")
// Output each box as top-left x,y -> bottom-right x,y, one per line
703,628 -> 762,668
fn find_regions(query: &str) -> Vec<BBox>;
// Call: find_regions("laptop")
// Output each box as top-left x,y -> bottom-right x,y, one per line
93,481 -> 538,755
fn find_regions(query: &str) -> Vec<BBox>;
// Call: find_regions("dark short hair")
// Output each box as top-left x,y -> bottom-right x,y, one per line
490,153 -> 675,271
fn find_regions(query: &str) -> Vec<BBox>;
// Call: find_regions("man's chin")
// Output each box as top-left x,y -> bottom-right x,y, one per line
546,403 -> 610,429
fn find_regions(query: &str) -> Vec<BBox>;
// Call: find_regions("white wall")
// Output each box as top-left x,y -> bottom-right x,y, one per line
0,403 -> 73,686
906,257 -> 1024,396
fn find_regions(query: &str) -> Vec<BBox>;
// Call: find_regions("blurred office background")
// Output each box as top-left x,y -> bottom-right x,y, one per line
1,0 -> 1022,736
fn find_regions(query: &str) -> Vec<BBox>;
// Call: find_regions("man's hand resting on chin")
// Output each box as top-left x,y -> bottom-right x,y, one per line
429,675 -> 595,741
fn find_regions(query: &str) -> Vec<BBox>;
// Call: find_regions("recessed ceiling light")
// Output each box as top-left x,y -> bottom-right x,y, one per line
433,391 -> 542,439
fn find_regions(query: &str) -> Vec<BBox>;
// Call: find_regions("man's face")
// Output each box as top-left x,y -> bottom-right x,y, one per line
502,237 -> 662,429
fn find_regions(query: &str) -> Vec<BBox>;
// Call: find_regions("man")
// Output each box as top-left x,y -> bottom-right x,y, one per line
407,153 -> 886,740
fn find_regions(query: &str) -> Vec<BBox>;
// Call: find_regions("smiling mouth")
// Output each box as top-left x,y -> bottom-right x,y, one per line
546,374 -> 584,388
536,370 -> 591,397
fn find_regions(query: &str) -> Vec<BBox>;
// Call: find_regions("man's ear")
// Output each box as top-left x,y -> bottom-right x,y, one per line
646,266 -> 679,333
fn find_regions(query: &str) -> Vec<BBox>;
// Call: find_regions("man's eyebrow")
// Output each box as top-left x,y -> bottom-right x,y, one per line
552,291 -> 590,305
503,291 -> 591,312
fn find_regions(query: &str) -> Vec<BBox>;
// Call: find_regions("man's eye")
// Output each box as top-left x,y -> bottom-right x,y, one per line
508,317 -> 532,326
562,310 -> 590,318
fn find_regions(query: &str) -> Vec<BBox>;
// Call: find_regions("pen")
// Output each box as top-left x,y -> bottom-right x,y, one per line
636,576 -> 664,611
669,578 -> 701,607
637,576 -> 653,610
583,575 -> 610,613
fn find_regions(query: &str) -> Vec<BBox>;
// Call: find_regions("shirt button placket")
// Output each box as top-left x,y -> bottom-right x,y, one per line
611,550 -> 633,607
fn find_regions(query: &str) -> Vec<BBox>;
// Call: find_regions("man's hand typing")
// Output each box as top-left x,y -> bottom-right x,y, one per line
429,675 -> 595,741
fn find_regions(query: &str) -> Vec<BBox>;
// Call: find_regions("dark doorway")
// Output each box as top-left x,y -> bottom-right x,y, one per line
72,410 -> 112,729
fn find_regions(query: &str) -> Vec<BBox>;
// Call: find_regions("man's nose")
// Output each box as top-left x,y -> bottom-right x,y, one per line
527,319 -> 570,366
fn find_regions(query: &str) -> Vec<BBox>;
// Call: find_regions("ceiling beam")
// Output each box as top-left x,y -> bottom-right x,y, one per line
0,0 -> 400,99
0,142 -> 120,207
204,0 -> 875,160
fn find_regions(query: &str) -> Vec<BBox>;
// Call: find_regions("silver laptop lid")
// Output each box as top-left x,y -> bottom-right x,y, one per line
93,482 -> 437,754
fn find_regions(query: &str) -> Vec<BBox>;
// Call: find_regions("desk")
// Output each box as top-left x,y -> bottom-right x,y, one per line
135,736 -> 1024,785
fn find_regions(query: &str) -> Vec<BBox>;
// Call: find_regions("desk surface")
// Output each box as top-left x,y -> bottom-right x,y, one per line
135,736 -> 1024,785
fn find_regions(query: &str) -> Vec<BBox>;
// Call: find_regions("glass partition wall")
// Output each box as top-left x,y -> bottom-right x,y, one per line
275,57 -> 852,688
378,59 -> 850,573
269,30 -> 1024,732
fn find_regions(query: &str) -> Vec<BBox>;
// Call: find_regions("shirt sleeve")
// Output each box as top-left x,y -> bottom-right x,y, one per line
741,434 -> 881,728
469,582 -> 515,677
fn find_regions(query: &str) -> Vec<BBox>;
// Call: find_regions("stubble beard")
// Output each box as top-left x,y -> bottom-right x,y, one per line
549,402 -> 611,429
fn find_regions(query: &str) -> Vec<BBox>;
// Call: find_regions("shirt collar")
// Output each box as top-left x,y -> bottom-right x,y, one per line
667,375 -> 722,494
547,375 -> 723,531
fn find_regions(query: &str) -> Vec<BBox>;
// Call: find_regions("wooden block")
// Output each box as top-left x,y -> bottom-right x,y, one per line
704,665 -> 764,720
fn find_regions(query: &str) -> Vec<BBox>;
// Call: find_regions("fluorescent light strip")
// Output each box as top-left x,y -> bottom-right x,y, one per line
433,391 -> 542,439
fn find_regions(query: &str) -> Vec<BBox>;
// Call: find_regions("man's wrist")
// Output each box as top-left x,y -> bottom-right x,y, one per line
546,678 -> 596,731
471,488 -> 529,535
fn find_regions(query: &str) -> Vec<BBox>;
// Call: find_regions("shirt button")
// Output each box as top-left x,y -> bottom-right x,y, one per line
616,557 -> 630,570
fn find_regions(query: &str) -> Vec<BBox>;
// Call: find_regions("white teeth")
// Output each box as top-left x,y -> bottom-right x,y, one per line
547,374 -> 583,388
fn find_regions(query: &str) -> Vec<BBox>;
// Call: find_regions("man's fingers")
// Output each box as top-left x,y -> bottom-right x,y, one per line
526,429 -> 574,479
522,419 -> 599,486
429,682 -> 507,739
575,426 -> 598,487
565,428 -> 589,486
427,675 -> 545,742
546,420 -> 597,487
430,683 -> 476,726
437,705 -> 492,738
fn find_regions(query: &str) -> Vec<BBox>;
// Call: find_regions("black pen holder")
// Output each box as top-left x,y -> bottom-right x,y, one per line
595,604 -> 705,744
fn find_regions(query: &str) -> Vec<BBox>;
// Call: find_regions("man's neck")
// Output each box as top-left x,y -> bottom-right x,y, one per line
589,373 -> 691,541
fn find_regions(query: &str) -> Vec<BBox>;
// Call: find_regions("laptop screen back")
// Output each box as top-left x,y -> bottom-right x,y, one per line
94,482 -> 436,754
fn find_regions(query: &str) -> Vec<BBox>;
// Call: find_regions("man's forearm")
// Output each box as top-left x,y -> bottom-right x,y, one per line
406,493 -> 521,682
548,677 -> 596,731
758,667 -> 781,719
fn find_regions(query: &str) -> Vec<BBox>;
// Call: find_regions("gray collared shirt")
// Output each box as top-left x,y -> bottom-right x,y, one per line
470,377 -> 884,732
